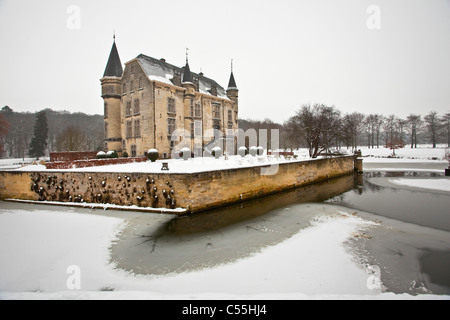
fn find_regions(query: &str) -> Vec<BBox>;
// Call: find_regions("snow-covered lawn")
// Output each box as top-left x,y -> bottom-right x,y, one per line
357,144 -> 448,160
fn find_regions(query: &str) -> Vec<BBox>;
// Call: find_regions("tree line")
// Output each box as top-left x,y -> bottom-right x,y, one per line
0,106 -> 104,159
242,104 -> 450,158
1,104 -> 448,160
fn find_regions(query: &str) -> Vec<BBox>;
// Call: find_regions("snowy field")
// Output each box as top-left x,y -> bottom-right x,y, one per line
356,144 -> 448,160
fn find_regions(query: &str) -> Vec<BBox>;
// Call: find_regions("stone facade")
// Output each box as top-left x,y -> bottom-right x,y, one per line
0,156 -> 358,213
101,41 -> 239,159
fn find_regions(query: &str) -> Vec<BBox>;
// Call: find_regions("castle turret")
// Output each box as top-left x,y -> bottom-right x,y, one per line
101,37 -> 123,152
226,62 -> 238,106
182,59 -> 196,97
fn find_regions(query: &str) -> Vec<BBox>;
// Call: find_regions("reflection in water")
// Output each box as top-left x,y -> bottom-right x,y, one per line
112,174 -> 358,275
420,250 -> 450,294
157,174 -> 358,236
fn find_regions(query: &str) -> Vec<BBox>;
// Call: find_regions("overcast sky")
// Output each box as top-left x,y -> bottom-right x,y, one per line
0,0 -> 449,123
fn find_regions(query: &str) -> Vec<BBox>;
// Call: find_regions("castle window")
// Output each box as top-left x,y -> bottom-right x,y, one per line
194,103 -> 201,118
134,119 -> 141,138
133,99 -> 140,115
123,83 -> 127,94
130,81 -> 134,92
138,77 -> 143,89
212,103 -> 221,120
104,102 -> 108,119
126,120 -> 132,138
194,120 -> 202,137
167,98 -> 176,115
228,110 -> 233,129
168,118 -> 176,137
126,101 -> 132,117
190,121 -> 195,139
104,122 -> 108,138
131,145 -> 137,157
131,66 -> 135,74
190,100 -> 194,117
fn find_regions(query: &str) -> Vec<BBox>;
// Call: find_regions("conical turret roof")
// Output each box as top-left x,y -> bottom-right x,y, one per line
103,40 -> 123,77
228,71 -> 237,89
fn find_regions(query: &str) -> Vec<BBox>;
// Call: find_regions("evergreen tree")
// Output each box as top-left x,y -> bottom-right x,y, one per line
29,110 -> 48,158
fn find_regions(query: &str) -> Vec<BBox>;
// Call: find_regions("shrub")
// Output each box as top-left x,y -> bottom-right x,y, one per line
147,149 -> 159,162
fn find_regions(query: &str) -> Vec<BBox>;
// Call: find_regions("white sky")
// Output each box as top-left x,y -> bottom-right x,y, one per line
0,0 -> 449,123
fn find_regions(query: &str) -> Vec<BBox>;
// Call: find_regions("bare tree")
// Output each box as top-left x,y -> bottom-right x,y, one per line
343,112 -> 365,152
424,111 -> 440,148
291,104 -> 341,158
282,117 -> 303,151
383,115 -> 404,156
440,112 -> 450,148
373,114 -> 384,148
406,114 -> 422,148
56,125 -> 84,151
364,114 -> 378,148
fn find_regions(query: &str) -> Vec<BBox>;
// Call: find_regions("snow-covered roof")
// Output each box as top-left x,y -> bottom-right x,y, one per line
136,54 -> 229,99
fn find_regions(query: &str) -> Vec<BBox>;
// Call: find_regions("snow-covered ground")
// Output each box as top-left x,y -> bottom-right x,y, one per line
0,144 -> 447,173
389,178 -> 450,193
356,144 -> 448,160
0,202 -> 448,300
1,144 -> 446,173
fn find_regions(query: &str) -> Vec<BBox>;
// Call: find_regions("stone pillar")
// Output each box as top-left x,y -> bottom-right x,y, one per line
354,150 -> 363,173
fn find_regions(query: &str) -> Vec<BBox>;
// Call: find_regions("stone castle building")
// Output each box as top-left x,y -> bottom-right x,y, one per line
101,38 -> 239,158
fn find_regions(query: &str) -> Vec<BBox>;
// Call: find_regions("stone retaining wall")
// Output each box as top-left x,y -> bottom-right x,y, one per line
0,156 -> 357,213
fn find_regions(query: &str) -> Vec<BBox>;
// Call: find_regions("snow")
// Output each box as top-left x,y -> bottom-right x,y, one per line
0,209 -> 126,293
0,205 -> 382,299
5,199 -> 188,214
148,75 -> 174,86
389,178 -> 450,193
357,144 -> 448,160
1,205 -> 447,300
13,155 -> 316,174
2,144 -> 447,174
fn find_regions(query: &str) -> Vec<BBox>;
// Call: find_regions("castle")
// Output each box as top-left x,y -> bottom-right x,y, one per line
101,38 -> 239,158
